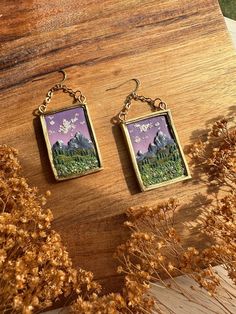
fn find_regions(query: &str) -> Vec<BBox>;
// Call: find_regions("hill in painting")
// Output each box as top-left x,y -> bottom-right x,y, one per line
136,130 -> 185,187
52,132 -> 99,178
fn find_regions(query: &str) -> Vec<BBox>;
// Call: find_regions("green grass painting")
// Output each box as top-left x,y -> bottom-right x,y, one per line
137,143 -> 185,187
53,148 -> 99,178
43,106 -> 101,180
126,113 -> 189,190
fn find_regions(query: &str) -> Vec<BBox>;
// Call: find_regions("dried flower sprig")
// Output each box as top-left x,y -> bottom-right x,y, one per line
113,118 -> 236,313
1,115 -> 236,314
0,145 -> 100,314
189,118 -> 236,189
190,118 -> 236,286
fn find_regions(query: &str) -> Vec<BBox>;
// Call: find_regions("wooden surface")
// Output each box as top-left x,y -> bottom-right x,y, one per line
44,266 -> 236,313
152,266 -> 236,313
225,17 -> 236,47
151,266 -> 236,314
1,0 -> 236,295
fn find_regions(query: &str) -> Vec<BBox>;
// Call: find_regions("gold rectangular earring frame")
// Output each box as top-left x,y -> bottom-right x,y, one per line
40,103 -> 103,181
120,109 -> 191,191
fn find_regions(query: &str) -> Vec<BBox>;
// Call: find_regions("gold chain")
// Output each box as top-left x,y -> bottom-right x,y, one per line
38,83 -> 86,115
117,92 -> 167,123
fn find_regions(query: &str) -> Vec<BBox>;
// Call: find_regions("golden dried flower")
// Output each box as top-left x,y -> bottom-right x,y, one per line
2,116 -> 236,314
0,145 -> 99,313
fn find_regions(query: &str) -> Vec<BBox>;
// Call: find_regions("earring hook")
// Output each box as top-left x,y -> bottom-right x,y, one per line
58,69 -> 67,84
106,78 -> 140,94
32,69 -> 68,83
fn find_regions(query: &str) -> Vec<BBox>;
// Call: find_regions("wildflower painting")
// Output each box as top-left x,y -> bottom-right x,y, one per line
121,110 -> 190,191
40,104 -> 102,180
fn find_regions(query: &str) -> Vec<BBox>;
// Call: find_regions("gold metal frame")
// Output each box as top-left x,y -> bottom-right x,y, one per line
120,109 -> 191,191
40,103 -> 103,181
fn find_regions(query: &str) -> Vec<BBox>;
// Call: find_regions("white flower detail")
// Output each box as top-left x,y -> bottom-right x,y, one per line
134,136 -> 141,143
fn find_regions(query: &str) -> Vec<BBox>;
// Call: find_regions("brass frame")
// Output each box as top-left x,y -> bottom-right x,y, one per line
120,109 -> 191,191
40,103 -> 103,181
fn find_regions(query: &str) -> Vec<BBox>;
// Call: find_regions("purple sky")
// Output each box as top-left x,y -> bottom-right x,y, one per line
127,115 -> 172,154
45,107 -> 92,146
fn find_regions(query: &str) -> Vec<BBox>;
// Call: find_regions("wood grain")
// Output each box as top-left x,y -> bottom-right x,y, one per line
0,0 -> 236,294
43,266 -> 236,313
152,266 -> 236,313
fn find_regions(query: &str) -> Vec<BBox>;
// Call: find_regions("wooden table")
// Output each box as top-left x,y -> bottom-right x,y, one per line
44,266 -> 236,313
225,17 -> 236,47
1,0 -> 236,295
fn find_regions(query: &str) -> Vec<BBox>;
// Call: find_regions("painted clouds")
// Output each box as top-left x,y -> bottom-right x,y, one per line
133,121 -> 160,133
44,107 -> 92,146
127,115 -> 172,155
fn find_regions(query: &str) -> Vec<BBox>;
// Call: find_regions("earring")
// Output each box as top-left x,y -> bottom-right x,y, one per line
107,79 -> 191,191
36,70 -> 102,181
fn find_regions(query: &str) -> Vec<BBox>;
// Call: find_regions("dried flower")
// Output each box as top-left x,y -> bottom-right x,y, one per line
0,145 -> 99,313
2,115 -> 236,314
111,118 -> 236,313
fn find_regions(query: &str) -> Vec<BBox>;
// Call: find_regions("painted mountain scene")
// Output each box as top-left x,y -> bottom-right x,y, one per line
127,114 -> 187,188
44,106 -> 100,179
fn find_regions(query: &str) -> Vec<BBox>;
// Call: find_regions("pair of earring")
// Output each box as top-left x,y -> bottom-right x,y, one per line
37,70 -> 190,191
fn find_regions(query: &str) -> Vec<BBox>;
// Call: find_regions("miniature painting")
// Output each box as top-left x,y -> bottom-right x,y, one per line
121,110 -> 190,191
40,105 -> 102,180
